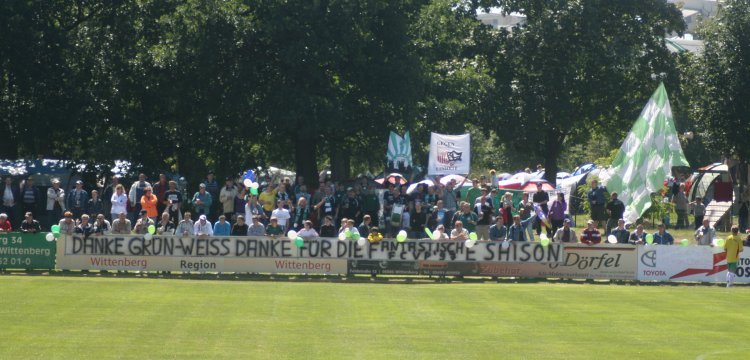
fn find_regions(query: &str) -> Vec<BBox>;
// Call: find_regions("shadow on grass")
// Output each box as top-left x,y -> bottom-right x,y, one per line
0,269 -> 736,287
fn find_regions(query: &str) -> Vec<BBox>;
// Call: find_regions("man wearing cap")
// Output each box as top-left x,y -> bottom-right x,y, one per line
67,180 -> 89,220
580,220 -> 602,245
219,178 -> 238,221
553,219 -> 577,243
192,183 -> 213,219
133,209 -> 155,234
606,192 -> 625,235
46,179 -> 66,228
193,214 -> 213,236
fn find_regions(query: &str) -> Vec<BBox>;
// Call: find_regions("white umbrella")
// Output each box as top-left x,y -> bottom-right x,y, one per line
406,179 -> 435,194
438,174 -> 472,186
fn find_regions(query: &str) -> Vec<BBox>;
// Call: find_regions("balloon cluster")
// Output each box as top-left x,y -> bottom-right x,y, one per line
287,230 -> 304,247
47,225 -> 61,241
242,170 -> 260,195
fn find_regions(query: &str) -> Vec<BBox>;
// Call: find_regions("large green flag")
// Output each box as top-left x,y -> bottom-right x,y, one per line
605,83 -> 689,224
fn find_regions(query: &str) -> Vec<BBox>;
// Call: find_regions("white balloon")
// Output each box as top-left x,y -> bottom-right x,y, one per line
464,239 -> 476,248
357,238 -> 366,247
338,232 -> 347,241
540,233 -> 548,240
144,233 -> 153,241
243,179 -> 253,188
501,240 -> 510,249
45,233 -> 55,242
287,230 -> 298,241
607,235 -> 618,244
433,230 -> 442,240
398,230 -> 407,237
250,182 -> 260,189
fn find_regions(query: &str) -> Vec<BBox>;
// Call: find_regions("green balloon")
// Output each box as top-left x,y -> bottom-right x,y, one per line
345,229 -> 352,239
424,227 -> 434,240
51,225 -> 60,234
148,224 -> 156,234
250,187 -> 259,196
681,239 -> 689,247
645,234 -> 654,245
540,238 -> 550,247
352,232 -> 360,241
716,239 -> 725,247
469,232 -> 478,241
294,237 -> 304,247
396,233 -> 407,242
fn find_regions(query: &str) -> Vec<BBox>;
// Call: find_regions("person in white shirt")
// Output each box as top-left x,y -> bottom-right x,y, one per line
297,220 -> 319,240
110,184 -> 128,222
194,214 -> 213,237
271,200 -> 291,231
175,212 -> 195,237
450,220 -> 469,241
695,218 -> 716,246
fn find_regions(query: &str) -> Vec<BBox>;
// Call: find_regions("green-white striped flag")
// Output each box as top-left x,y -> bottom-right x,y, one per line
387,131 -> 412,170
605,83 -> 689,224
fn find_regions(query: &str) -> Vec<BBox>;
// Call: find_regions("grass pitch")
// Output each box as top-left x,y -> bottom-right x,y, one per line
0,276 -> 748,359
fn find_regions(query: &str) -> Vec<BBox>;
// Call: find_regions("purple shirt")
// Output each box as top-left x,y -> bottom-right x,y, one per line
548,200 -> 567,221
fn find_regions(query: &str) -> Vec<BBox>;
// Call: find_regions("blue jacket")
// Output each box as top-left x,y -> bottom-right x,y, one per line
67,188 -> 89,209
489,224 -> 507,241
213,221 -> 231,236
507,217 -> 534,241
653,231 -> 674,245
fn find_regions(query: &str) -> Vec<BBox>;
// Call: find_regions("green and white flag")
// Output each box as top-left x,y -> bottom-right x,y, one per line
387,131 -> 413,171
605,83 -> 689,224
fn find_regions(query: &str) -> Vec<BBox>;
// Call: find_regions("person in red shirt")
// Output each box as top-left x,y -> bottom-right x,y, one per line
580,220 -> 601,245
0,213 -> 12,232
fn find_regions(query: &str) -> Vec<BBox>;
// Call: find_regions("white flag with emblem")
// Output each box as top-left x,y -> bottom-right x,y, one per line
605,83 -> 689,224
428,132 -> 471,175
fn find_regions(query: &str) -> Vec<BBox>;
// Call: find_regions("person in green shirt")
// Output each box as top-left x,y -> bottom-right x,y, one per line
452,201 -> 478,233
266,217 -> 284,237
725,225 -> 744,288
465,178 -> 482,207
192,183 -> 213,219
361,187 -> 381,226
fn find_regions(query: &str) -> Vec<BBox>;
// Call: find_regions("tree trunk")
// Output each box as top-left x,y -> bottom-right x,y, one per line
330,145 -> 350,182
543,131 -> 562,188
295,133 -> 319,188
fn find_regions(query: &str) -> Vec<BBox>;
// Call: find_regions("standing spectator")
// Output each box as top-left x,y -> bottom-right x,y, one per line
724,225 -> 743,287
553,219 -> 577,243
319,216 -> 336,237
450,220 -> 469,241
580,220 -> 602,245
653,223 -> 674,245
313,185 -> 336,226
383,186 -> 406,236
587,180 -> 607,229
219,178 -> 238,220
164,180 -> 183,226
276,183 -> 291,209
440,180 -> 459,212
259,184 -> 278,220
361,187 -> 381,227
19,177 -> 41,223
694,219 -> 716,246
501,192 -> 515,227
191,183 -> 213,218
157,213 -> 175,235
67,180 -> 89,220
74,214 -> 94,238
93,214 -> 111,235
58,212 -> 76,235
532,183 -> 551,237
110,184 -> 128,222
20,212 -> 41,233
292,175 -> 305,199
203,172 -> 219,220
298,220 -> 319,240
474,188 -> 493,240
465,179 -> 482,207
213,215 -> 231,236
111,212 -> 132,235
690,197 -> 706,230
610,219 -> 630,244
423,186 -> 438,209
672,183 -> 689,229
1,177 -> 19,226
507,214 -> 534,242
291,197 -> 311,231
101,175 -> 120,220
296,185 -> 311,205
86,190 -> 104,218
605,192 -> 625,235
548,193 -> 567,235
427,200 -> 452,231
517,192 -> 535,242
231,215 -> 249,236
409,202 -> 427,239
358,215 -> 372,238
152,174 -> 169,217
629,225 -> 648,245
233,187 -> 247,221
245,195 -> 265,224
46,179 -> 66,228
489,217 -> 507,241
339,187 -> 361,225
140,187 -> 158,222
0,213 -> 12,232
453,202 -> 478,234
271,200 -> 291,231
193,214 -> 213,236
128,173 -> 151,222
247,215 -> 266,236
175,212 -> 194,237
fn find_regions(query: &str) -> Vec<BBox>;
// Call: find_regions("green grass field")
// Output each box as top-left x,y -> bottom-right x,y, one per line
1,276 -> 748,359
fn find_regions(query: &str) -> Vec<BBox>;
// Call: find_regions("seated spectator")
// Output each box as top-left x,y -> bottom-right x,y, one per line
157,212 -> 175,235
93,214 -> 111,235
553,219 -> 577,243
111,212 -> 132,234
338,217 -> 349,235
342,219 -> 360,238
433,224 -> 449,240
319,216 -> 336,238
194,214 -> 213,237
247,215 -> 266,236
610,219 -> 630,244
175,212 -> 194,237
59,211 -> 76,235
231,215 -> 249,236
20,212 -> 41,233
507,214 -> 534,242
213,215 -> 231,236
629,224 -> 647,245
368,226 -> 384,243
0,213 -> 12,232
450,220 -> 469,241
580,220 -> 602,245
297,220 -> 319,240
694,218 -> 715,246
74,214 -> 94,238
266,217 -> 283,237
134,209 -> 155,234
653,223 -> 674,245
489,217 -> 507,241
